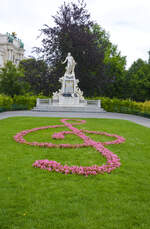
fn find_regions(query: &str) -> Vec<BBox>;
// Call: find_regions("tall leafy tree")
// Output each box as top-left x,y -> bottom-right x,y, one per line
19,58 -> 54,96
103,43 -> 127,98
126,58 -> 150,101
0,61 -> 29,97
35,0 -> 126,97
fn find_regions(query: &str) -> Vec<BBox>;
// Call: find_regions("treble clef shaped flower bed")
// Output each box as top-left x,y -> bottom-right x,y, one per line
14,119 -> 125,176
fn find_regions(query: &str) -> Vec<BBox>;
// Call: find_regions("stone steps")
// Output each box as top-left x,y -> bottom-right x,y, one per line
33,105 -> 105,113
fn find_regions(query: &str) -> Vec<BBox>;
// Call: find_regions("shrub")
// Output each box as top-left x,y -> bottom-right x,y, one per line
87,96 -> 150,118
99,97 -> 150,117
13,95 -> 37,110
0,93 -> 150,119
0,94 -> 37,112
142,101 -> 150,114
0,94 -> 13,112
0,61 -> 29,97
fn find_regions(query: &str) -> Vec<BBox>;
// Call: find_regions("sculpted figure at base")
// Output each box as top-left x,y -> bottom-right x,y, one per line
62,52 -> 76,75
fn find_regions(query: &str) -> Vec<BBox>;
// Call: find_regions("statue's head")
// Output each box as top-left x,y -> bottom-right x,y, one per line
68,52 -> 71,56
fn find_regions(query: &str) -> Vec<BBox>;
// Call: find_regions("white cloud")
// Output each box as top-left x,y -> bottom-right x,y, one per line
0,0 -> 150,68
86,0 -> 150,67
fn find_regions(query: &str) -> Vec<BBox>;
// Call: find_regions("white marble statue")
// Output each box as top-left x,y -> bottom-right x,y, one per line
52,52 -> 86,105
62,52 -> 76,75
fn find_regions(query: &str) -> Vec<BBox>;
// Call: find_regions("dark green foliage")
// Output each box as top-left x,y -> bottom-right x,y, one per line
19,58 -> 54,96
0,61 -> 29,97
125,59 -> 150,101
34,0 -> 126,97
103,44 -> 127,98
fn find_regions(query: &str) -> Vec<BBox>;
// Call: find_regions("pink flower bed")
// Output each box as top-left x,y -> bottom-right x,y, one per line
14,119 -> 125,176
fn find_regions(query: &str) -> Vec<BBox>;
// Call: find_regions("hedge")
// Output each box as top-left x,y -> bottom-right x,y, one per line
0,95 -> 13,112
12,95 -> 37,110
0,94 -> 36,112
97,97 -> 150,118
0,94 -> 150,119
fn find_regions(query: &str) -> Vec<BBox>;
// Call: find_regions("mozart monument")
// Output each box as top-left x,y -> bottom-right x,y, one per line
34,53 -> 104,112
52,52 -> 86,106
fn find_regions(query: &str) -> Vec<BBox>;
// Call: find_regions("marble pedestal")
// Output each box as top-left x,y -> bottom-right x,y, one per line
51,73 -> 87,107
59,95 -> 80,106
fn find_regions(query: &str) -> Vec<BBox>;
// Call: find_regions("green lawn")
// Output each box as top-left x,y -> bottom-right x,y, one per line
0,117 -> 150,229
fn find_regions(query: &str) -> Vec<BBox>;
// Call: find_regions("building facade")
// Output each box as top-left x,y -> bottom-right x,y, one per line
0,32 -> 25,67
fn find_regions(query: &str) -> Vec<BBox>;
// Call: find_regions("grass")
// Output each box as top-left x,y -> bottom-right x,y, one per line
0,116 -> 150,229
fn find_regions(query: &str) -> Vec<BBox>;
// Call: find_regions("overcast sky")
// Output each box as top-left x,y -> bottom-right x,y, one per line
0,0 -> 150,68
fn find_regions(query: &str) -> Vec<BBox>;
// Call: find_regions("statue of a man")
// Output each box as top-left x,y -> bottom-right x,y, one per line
62,52 -> 76,75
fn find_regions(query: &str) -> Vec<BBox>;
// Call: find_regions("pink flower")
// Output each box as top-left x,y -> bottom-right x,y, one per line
15,118 -> 125,176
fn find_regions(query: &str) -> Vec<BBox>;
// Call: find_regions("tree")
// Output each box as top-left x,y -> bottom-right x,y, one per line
148,50 -> 150,65
35,0 -> 126,97
19,58 -> 54,96
126,58 -> 150,101
103,43 -> 127,98
0,61 -> 29,97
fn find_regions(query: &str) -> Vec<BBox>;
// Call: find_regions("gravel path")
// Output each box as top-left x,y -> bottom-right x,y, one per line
0,110 -> 149,128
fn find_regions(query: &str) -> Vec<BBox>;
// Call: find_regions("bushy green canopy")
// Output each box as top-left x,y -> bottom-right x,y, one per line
0,61 -> 29,97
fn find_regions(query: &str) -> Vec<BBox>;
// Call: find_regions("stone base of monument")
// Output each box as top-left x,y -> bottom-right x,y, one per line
33,98 -> 105,113
58,95 -> 80,106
